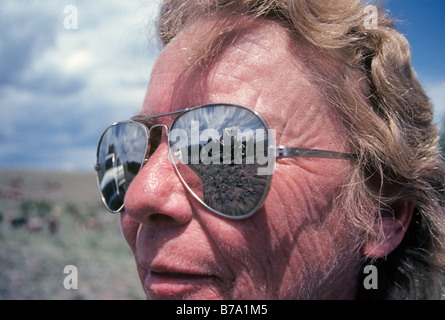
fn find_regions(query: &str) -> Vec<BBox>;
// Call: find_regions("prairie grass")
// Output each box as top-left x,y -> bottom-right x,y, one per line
0,170 -> 144,300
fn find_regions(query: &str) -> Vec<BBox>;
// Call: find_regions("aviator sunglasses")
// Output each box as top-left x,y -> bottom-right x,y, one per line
95,104 -> 354,219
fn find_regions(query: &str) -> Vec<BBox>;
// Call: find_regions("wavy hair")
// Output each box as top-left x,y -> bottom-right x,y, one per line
155,0 -> 445,299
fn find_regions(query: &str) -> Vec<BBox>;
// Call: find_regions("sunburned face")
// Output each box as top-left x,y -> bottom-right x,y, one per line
120,18 -> 362,300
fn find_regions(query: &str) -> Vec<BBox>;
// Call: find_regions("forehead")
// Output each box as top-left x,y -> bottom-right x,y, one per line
142,18 -> 319,113
138,17 -> 346,150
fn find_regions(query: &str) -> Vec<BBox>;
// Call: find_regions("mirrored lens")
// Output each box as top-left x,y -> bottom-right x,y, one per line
96,122 -> 148,212
169,105 -> 273,218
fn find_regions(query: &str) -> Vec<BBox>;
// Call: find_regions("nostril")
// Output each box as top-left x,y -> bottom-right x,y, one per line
149,213 -> 165,222
149,213 -> 180,224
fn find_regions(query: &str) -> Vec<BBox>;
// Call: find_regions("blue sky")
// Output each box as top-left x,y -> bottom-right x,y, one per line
0,0 -> 444,172
385,0 -> 445,119
0,0 -> 162,171
386,0 -> 445,83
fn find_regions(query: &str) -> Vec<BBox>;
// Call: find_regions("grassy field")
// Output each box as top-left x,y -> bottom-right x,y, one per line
2,170 -> 443,300
0,169 -> 145,300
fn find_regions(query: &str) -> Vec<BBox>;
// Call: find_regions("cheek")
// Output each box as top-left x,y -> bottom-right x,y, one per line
197,162 -> 350,298
270,163 -> 340,223
250,163 -> 354,297
268,161 -> 353,252
120,212 -> 140,253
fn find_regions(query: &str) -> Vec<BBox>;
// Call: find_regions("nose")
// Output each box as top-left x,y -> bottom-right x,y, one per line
123,139 -> 194,226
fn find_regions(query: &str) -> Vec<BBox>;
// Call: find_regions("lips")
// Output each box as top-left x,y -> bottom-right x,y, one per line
134,225 -> 227,299
142,264 -> 219,299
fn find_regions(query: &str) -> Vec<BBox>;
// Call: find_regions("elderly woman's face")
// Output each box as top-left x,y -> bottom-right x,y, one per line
121,20 -> 360,299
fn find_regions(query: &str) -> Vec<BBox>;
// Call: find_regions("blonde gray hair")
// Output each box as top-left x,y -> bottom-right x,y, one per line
155,0 -> 445,299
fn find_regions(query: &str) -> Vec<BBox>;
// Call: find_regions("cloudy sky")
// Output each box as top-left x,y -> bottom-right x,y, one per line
0,0 -> 162,171
1,0 -> 444,172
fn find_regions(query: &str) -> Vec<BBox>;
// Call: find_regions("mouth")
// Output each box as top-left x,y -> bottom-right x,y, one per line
145,269 -> 217,298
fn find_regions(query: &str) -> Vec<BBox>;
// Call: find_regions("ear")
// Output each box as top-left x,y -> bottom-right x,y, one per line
361,200 -> 415,259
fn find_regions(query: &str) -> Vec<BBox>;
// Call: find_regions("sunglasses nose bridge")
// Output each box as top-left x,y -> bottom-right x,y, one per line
148,123 -> 169,138
146,123 -> 170,157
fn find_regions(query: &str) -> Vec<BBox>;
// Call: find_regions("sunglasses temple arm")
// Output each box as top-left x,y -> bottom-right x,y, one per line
276,146 -> 355,160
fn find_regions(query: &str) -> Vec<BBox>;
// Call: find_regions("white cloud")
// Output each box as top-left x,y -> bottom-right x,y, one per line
425,81 -> 445,123
0,0 -> 163,171
1,1 -> 442,172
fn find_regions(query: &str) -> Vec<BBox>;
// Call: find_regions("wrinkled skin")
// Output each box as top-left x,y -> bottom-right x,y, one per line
120,19 -> 361,300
